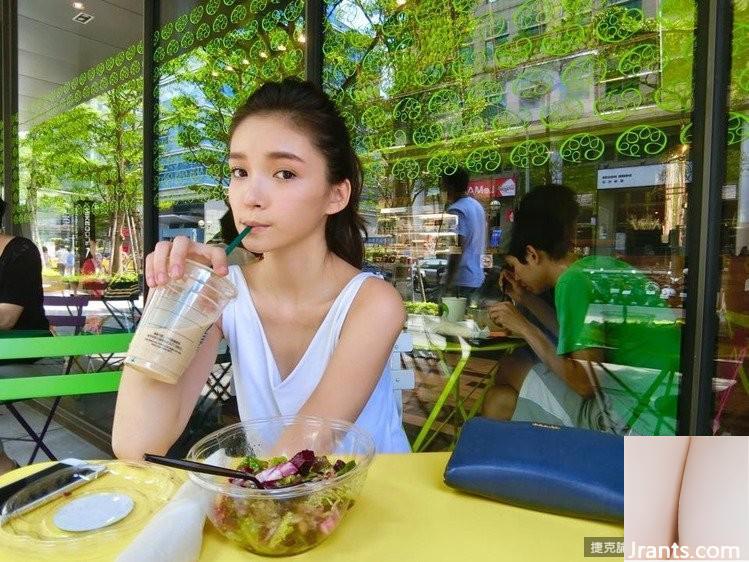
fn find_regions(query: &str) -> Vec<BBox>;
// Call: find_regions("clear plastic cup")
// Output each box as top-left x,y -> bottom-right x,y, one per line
124,259 -> 237,384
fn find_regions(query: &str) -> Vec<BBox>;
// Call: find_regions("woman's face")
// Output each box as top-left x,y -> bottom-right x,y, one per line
227,113 -> 350,254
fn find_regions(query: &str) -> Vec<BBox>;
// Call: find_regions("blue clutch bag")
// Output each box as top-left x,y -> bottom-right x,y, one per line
443,418 -> 623,523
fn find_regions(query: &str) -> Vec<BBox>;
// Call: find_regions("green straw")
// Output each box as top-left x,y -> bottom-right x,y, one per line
225,226 -> 252,256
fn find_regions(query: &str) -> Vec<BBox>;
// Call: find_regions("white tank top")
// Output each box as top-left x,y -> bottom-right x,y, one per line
221,266 -> 411,454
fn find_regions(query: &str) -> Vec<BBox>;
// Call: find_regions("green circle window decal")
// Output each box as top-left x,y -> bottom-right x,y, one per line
738,67 -> 749,94
361,106 -> 390,130
466,148 -> 502,173
654,85 -> 693,113
413,123 -> 444,146
285,1 -> 304,21
427,89 -> 461,114
230,5 -> 248,24
394,97 -> 422,122
494,38 -> 533,69
511,68 -> 555,100
595,87 -> 643,121
250,0 -> 267,14
196,22 -> 210,41
427,153 -> 459,176
595,7 -> 644,43
618,44 -> 659,75
616,125 -> 668,157
450,58 -> 473,81
175,14 -> 189,32
560,133 -> 605,163
392,159 -> 421,181
189,5 -> 204,25
513,0 -> 547,32
510,140 -> 549,168
542,99 -> 585,130
491,108 -> 531,132
679,123 -> 692,145
206,0 -> 220,15
540,25 -> 587,57
728,113 -> 749,145
415,63 -> 446,87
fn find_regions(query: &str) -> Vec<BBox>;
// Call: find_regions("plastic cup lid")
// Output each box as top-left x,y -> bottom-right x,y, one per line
53,492 -> 134,532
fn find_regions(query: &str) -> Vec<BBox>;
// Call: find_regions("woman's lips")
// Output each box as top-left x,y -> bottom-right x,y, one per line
244,224 -> 269,233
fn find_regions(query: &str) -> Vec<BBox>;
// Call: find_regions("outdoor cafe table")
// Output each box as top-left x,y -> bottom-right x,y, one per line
0,452 -> 622,561
409,330 -> 525,452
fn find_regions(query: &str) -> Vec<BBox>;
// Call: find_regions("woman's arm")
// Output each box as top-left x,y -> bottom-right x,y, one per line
0,303 -> 22,330
112,321 -> 223,460
624,437 -> 690,557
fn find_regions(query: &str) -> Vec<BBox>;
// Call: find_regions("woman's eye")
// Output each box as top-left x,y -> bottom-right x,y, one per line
273,170 -> 296,180
231,167 -> 247,178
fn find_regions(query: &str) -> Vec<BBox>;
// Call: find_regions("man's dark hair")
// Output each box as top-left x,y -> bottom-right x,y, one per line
441,167 -> 470,201
507,184 -> 579,263
0,197 -> 5,219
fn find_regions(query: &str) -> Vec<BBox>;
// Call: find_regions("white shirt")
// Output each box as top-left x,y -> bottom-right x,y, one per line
221,266 -> 411,453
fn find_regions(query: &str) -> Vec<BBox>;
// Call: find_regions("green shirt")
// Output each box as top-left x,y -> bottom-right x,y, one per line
554,255 -> 682,435
555,255 -> 680,370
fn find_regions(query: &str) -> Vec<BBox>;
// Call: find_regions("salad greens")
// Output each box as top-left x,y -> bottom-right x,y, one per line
211,450 -> 359,555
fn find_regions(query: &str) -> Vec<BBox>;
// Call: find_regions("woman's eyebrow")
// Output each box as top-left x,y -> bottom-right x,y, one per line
266,151 -> 305,163
228,152 -> 246,160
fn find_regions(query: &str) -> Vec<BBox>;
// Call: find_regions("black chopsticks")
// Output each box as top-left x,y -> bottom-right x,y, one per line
143,453 -> 265,489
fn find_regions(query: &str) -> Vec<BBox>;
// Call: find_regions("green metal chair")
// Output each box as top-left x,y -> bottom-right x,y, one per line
0,333 -> 132,463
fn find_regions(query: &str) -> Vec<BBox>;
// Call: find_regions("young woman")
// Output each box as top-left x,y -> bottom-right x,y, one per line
112,79 -> 410,457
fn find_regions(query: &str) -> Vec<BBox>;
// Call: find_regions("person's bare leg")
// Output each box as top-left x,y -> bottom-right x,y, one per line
625,436 -> 690,558
482,352 -> 533,420
483,385 -> 518,420
678,437 -> 749,559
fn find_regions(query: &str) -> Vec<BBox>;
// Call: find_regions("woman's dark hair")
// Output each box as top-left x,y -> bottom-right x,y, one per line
507,184 -> 579,263
0,197 -> 5,219
226,78 -> 366,269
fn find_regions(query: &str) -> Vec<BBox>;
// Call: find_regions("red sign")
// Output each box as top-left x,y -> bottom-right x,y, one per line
467,175 -> 517,200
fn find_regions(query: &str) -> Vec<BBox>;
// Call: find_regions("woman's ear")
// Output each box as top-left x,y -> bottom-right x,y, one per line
326,179 -> 351,215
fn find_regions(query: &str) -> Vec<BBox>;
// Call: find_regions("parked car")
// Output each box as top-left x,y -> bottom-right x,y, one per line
362,261 -> 394,283
411,258 -> 447,288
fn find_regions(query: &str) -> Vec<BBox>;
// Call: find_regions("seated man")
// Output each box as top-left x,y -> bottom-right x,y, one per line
484,185 -> 679,434
0,197 -> 52,474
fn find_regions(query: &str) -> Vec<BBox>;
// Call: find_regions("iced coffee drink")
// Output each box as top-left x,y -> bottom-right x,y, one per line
124,259 -> 237,384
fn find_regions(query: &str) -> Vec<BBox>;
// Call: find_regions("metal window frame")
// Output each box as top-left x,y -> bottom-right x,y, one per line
677,1 -> 734,434
142,0 -> 158,300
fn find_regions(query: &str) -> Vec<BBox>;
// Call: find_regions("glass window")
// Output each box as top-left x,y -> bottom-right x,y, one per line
18,2 -> 144,297
15,0 -> 144,438
155,1 -> 305,246
323,0 -> 697,446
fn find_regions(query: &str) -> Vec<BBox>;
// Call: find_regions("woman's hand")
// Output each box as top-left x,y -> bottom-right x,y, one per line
488,301 -> 531,338
145,235 -> 229,288
500,269 -> 528,305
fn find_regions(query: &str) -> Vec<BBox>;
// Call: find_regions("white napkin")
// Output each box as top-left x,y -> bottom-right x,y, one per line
116,450 -> 227,562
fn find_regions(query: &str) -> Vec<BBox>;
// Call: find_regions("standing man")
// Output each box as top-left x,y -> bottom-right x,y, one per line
442,167 -> 487,302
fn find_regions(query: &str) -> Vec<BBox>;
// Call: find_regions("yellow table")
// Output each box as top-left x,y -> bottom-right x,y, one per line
0,453 -> 622,561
